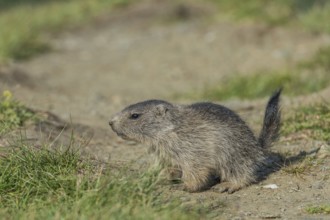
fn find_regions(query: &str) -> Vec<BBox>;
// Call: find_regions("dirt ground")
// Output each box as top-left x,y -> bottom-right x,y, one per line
1,1 -> 330,219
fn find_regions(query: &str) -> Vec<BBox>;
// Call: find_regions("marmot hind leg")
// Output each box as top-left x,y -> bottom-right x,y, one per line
216,176 -> 255,194
217,182 -> 245,194
164,166 -> 182,181
182,168 -> 214,192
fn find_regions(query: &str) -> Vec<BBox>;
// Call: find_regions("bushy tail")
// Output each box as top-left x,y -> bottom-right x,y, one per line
258,89 -> 282,148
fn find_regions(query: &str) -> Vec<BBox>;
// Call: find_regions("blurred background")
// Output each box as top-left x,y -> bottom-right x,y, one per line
0,0 -> 329,126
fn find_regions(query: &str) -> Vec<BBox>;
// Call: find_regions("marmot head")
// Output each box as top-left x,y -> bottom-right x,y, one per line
109,100 -> 175,143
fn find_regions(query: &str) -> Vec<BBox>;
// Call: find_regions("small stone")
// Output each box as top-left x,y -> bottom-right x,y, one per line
262,184 -> 279,189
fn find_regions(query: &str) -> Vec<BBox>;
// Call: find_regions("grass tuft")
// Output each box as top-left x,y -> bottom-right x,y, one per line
0,90 -> 35,134
282,103 -> 330,141
0,139 -> 205,219
282,156 -> 317,177
0,142 -> 97,210
306,204 -> 330,214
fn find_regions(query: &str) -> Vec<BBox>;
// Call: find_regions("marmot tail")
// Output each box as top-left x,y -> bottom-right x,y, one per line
258,88 -> 282,148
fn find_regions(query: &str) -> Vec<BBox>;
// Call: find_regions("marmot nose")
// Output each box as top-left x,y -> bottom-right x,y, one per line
109,120 -> 113,127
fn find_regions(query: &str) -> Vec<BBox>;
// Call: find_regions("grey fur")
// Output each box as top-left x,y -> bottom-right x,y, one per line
109,90 -> 281,193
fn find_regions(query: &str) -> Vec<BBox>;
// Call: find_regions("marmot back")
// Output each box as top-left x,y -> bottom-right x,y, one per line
109,89 -> 281,193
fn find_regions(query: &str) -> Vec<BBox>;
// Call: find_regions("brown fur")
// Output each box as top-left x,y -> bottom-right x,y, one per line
109,90 -> 281,193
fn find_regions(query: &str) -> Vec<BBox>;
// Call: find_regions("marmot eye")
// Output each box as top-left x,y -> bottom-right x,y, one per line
130,113 -> 140,119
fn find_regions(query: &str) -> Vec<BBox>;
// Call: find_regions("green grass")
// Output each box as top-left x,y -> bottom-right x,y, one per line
0,142 -> 205,219
211,0 -> 330,33
282,156 -> 317,177
306,204 -> 330,214
198,46 -> 330,101
0,142 -> 95,210
202,70 -> 290,100
299,46 -> 330,71
0,90 -> 35,135
298,3 -> 330,34
200,70 -> 329,101
0,0 -> 131,62
0,91 -> 210,219
211,0 -> 297,25
282,103 -> 330,142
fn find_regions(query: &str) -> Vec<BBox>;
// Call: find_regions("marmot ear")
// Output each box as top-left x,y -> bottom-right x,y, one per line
155,104 -> 168,117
